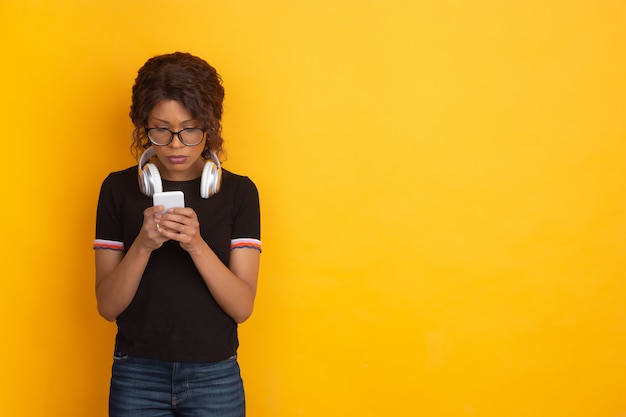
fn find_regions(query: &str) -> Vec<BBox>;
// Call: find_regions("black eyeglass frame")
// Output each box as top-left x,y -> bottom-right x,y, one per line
145,127 -> 206,146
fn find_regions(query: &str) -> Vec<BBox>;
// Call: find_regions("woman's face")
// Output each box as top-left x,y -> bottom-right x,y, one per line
147,100 -> 207,181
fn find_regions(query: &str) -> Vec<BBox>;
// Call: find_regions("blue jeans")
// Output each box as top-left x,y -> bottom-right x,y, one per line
109,353 -> 245,417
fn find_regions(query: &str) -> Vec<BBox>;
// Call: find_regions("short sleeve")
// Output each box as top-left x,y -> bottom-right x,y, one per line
230,176 -> 261,252
94,174 -> 125,252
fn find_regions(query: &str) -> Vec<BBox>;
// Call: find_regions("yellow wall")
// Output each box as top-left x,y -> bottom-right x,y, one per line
1,1 -> 625,416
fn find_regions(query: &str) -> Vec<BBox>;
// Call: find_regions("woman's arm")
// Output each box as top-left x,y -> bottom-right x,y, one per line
189,244 -> 260,323
95,206 -> 168,321
157,208 -> 261,323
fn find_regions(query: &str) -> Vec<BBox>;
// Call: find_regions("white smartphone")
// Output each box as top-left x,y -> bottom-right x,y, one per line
153,191 -> 185,213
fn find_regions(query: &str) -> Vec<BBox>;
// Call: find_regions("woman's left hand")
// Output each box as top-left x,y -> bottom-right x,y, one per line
155,207 -> 204,253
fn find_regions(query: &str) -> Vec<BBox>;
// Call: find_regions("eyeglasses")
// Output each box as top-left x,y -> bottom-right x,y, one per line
146,127 -> 206,146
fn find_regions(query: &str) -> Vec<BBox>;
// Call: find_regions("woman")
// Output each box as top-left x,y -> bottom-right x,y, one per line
94,52 -> 261,417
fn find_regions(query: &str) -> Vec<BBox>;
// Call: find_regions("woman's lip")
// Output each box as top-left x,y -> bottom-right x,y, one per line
168,155 -> 188,164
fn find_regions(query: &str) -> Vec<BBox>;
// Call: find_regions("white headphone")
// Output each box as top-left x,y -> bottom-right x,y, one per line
138,147 -> 222,198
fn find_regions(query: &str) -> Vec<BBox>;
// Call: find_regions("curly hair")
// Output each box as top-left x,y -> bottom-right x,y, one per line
129,52 -> 225,161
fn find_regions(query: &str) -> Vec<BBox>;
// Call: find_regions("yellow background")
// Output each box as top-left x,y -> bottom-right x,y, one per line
1,1 -> 625,416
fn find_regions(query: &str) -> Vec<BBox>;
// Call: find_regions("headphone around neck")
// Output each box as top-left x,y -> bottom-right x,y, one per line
138,147 -> 222,198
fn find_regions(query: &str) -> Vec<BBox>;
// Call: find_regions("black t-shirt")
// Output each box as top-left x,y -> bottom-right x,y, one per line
94,165 -> 261,362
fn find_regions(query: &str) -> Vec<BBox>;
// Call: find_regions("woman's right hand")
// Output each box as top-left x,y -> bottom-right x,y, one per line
137,205 -> 170,251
